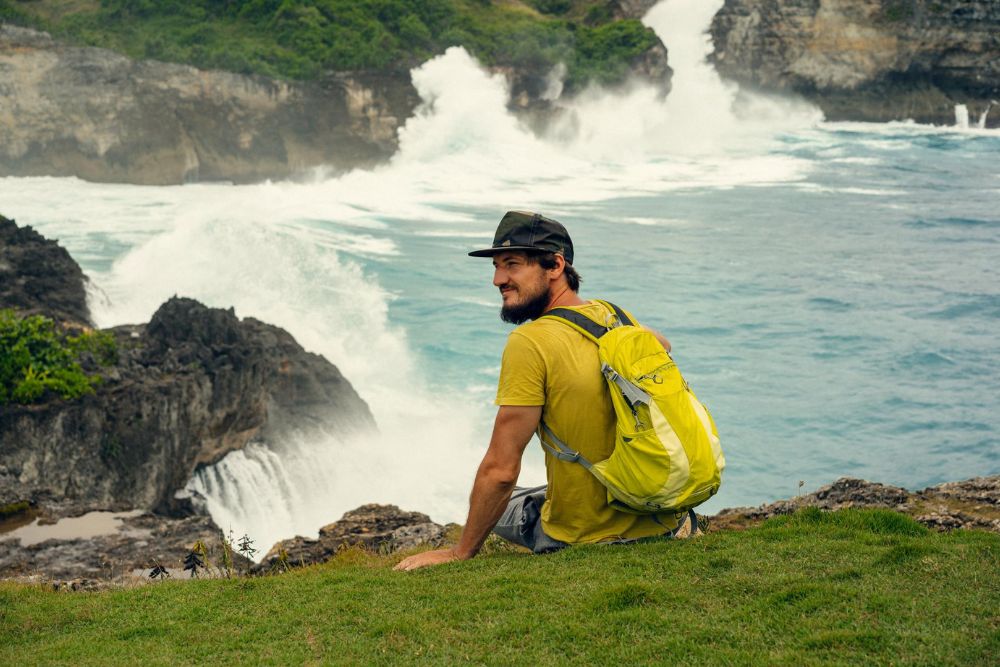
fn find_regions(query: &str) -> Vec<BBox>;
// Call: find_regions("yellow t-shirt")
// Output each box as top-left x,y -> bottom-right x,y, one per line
495,301 -> 678,544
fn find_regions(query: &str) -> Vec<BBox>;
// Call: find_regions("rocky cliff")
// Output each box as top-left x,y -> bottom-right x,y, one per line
0,214 -> 374,518
0,25 -> 416,185
0,18 -> 671,185
710,0 -> 999,127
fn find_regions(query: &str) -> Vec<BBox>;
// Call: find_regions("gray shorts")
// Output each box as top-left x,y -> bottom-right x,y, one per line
492,485 -> 569,554
492,485 -> 693,553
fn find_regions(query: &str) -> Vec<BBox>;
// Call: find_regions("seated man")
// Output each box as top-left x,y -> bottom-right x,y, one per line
395,211 -> 683,571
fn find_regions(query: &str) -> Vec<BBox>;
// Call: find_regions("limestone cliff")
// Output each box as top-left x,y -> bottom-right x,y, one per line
0,215 -> 374,517
710,0 -> 1000,127
0,25 -> 416,185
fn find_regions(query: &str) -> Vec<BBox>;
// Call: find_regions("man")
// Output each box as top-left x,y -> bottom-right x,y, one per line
395,211 -> 681,571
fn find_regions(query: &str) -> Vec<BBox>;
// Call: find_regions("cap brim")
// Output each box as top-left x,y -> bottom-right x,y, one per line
467,245 -> 543,257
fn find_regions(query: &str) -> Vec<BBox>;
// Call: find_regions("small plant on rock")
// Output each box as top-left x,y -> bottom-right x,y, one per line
219,530 -> 236,578
237,533 -> 257,573
183,550 -> 206,578
0,309 -> 117,405
148,562 -> 170,581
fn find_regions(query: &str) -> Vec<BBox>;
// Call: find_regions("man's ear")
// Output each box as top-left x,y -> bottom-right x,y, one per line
547,254 -> 566,280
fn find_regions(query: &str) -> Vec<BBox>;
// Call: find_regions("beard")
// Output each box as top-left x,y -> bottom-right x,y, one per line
500,282 -> 552,324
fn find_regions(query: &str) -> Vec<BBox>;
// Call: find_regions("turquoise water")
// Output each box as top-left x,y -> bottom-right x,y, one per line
1,32 -> 997,545
362,124 -> 1000,506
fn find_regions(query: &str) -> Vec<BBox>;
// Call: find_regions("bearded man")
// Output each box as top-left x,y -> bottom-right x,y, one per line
395,211 -> 683,571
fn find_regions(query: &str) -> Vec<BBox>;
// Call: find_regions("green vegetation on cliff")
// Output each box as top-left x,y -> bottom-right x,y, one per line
0,309 -> 116,405
0,0 -> 658,90
1,509 -> 997,664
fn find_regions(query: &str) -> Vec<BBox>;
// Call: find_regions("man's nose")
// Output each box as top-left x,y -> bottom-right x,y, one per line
493,267 -> 507,286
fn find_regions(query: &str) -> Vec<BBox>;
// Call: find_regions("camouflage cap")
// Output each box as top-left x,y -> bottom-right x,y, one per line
468,210 -> 574,264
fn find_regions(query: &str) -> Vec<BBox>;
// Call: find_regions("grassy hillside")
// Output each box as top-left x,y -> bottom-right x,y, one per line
0,0 -> 659,90
1,509 -> 997,665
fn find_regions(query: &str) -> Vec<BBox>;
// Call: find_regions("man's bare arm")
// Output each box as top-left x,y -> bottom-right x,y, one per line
394,405 -> 541,571
644,326 -> 671,353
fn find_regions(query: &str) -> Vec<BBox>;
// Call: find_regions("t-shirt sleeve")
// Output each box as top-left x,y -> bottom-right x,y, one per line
495,330 -> 546,406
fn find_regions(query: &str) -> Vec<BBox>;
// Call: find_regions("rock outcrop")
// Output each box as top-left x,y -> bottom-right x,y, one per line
0,24 -> 416,185
253,504 -> 449,573
709,475 -> 1000,533
710,0 -> 1000,127
0,214 -> 91,327
0,215 -> 375,518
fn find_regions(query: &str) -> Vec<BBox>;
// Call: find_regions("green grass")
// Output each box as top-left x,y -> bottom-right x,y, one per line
2,509 -> 998,665
0,0 -> 658,91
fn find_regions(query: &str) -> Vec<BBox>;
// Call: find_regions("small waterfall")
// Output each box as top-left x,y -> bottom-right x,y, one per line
955,104 -> 970,129
978,101 -> 995,129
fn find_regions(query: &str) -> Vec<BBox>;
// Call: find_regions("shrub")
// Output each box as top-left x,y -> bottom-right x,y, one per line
0,309 -> 117,405
567,19 -> 659,89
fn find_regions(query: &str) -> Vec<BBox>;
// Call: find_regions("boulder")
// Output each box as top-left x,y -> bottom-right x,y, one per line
255,504 -> 448,572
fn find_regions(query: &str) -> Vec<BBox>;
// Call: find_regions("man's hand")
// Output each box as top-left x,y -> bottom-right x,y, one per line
643,325 -> 671,353
393,548 -> 463,572
393,406 -> 541,573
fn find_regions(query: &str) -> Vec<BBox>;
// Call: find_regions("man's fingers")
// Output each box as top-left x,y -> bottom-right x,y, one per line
393,557 -> 415,571
393,548 -> 459,571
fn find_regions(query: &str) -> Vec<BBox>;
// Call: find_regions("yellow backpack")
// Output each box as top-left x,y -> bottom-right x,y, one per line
540,301 -> 725,515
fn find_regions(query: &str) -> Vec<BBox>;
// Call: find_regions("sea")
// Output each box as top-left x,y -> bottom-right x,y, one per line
2,0 -> 997,554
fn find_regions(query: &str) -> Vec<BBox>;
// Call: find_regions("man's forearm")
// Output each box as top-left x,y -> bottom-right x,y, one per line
453,466 -> 517,560
394,405 -> 539,571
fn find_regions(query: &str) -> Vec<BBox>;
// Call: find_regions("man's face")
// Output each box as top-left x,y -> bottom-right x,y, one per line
492,251 -> 551,324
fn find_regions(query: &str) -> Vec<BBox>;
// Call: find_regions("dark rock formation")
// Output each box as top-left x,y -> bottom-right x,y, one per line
709,475 -> 1000,533
710,0 -> 1000,127
254,504 -> 448,573
0,214 -> 91,327
0,217 -> 375,519
0,22 -> 672,185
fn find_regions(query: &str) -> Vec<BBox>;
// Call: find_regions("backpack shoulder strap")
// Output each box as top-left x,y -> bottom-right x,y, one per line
544,301 -> 636,342
595,300 -> 635,327
544,307 -> 608,342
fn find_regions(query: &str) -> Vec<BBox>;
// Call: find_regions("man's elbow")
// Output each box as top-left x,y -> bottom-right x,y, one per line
478,460 -> 519,488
